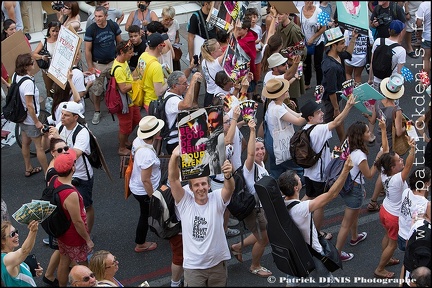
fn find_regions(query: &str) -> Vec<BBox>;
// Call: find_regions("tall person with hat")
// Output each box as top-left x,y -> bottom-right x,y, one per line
321,26 -> 358,144
129,116 -> 165,253
298,95 -> 356,248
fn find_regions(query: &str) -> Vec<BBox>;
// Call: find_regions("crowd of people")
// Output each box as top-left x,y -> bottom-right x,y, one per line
1,1 -> 431,287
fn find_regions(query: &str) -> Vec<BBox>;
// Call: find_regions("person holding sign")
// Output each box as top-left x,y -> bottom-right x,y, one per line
168,145 -> 234,286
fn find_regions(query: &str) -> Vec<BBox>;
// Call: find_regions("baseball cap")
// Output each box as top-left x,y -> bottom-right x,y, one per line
389,20 -> 404,34
61,102 -> 84,118
147,32 -> 169,48
54,149 -> 77,174
300,100 -> 322,120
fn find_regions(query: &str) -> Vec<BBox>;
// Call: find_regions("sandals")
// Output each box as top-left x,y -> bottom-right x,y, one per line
386,258 -> 400,266
374,271 -> 395,279
134,242 -> 157,253
320,231 -> 333,240
367,200 -> 380,212
250,266 -> 272,277
25,167 -> 42,177
230,245 -> 243,263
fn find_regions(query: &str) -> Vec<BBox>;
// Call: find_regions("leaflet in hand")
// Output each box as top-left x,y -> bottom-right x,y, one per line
12,200 -> 56,225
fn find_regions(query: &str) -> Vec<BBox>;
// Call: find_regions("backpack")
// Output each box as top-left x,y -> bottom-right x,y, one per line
105,65 -> 122,117
148,93 -> 179,140
59,124 -> 102,172
40,176 -> 72,238
372,38 -> 400,79
290,125 -> 328,169
323,157 -> 361,197
227,165 -> 258,221
404,219 -> 431,272
3,74 -> 36,123
148,184 -> 182,239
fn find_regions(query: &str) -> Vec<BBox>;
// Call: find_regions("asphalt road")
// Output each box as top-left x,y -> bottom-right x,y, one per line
1,33 -> 429,287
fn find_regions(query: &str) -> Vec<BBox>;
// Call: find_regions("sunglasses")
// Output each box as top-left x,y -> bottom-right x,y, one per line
55,146 -> 69,153
74,273 -> 95,283
256,137 -> 264,143
62,6 -> 71,10
8,229 -> 19,238
122,40 -> 133,52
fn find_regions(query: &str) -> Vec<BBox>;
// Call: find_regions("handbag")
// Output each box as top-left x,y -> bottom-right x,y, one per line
308,218 -> 342,272
273,117 -> 293,165
173,46 -> 183,62
24,254 -> 38,277
36,38 -> 51,70
392,108 -> 410,156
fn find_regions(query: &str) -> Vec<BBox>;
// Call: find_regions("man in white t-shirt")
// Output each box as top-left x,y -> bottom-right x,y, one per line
163,71 -> 202,155
168,146 -> 235,287
299,97 -> 355,240
278,157 -> 353,285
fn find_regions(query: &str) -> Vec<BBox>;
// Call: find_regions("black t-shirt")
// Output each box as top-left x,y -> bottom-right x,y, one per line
370,3 -> 406,38
129,40 -> 147,71
321,51 -> 352,101
187,9 -> 216,39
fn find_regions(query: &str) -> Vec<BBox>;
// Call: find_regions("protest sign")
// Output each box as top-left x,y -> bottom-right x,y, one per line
336,1 -> 370,35
47,25 -> 82,89
222,35 -> 251,82
340,83 -> 384,115
177,106 -> 225,180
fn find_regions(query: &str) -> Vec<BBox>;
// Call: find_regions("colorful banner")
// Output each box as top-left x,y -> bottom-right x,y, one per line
336,1 -> 370,36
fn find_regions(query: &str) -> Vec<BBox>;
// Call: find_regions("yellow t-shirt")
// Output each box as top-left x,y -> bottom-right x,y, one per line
111,60 -> 133,106
136,52 -> 165,106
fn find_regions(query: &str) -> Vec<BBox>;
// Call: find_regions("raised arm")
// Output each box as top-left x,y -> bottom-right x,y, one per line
244,119 -> 257,171
377,118 -> 389,153
221,160 -> 235,203
401,138 -> 416,182
168,145 -> 186,204
225,105 -> 241,145
328,95 -> 356,131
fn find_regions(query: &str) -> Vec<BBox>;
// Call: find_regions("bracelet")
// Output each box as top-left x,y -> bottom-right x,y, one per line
224,173 -> 233,180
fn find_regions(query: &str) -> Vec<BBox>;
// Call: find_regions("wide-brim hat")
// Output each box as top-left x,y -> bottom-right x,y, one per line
137,116 -> 165,139
324,27 -> 345,46
300,100 -> 322,120
380,74 -> 405,100
262,78 -> 290,99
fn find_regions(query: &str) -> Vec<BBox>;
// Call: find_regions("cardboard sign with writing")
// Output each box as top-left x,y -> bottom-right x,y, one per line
269,1 -> 299,15
1,30 -> 39,77
47,25 -> 82,89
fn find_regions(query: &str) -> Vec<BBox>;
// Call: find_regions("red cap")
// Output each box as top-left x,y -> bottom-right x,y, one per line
54,149 -> 77,174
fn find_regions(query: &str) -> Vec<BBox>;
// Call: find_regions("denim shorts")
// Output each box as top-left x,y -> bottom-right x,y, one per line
19,123 -> 42,138
397,235 -> 407,252
72,176 -> 94,208
341,183 -> 364,209
421,40 -> 431,50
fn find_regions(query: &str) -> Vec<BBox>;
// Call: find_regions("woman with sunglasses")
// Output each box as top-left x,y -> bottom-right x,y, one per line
31,21 -> 61,99
1,220 -> 43,287
41,138 -> 70,287
56,1 -> 81,32
89,250 -> 123,287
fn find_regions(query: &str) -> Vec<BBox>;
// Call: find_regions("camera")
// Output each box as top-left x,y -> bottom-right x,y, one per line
52,1 -> 64,11
377,14 -> 392,26
41,124 -> 54,134
193,55 -> 199,65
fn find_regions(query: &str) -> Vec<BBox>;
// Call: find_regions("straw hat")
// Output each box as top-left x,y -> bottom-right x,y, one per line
137,116 -> 164,139
262,78 -> 290,99
324,27 -> 345,46
380,74 -> 405,100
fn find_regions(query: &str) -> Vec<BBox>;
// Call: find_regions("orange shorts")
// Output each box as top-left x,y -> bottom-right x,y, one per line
116,106 -> 141,135
379,206 -> 399,241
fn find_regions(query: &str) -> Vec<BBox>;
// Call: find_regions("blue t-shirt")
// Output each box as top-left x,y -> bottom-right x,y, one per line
84,20 -> 121,62
1,253 -> 36,287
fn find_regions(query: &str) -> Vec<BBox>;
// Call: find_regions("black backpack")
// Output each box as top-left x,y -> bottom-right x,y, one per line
372,38 -> 400,79
40,176 -> 72,238
3,74 -> 36,123
148,93 -> 179,140
59,124 -> 102,175
290,125 -> 328,169
148,184 -> 182,239
227,165 -> 258,221
404,219 -> 431,272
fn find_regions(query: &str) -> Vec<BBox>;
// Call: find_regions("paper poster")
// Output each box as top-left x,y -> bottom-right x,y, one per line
268,1 -> 299,15
12,200 -> 56,225
239,100 -> 258,122
340,83 -> 384,115
336,1 -> 370,36
177,106 -> 225,180
47,25 -> 82,89
222,35 -> 250,82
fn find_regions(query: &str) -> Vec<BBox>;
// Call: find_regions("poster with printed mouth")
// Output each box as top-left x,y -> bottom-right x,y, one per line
336,1 -> 369,36
222,35 -> 250,82
341,79 -> 355,98
177,106 -> 225,180
239,100 -> 258,122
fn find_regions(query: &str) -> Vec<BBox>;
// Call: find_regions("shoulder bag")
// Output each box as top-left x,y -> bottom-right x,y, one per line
36,38 -> 51,70
273,115 -> 293,165
392,107 -> 410,156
